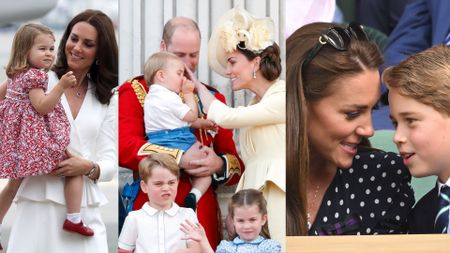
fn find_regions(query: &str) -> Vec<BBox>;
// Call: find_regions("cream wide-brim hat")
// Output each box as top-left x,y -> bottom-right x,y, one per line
208,6 -> 275,77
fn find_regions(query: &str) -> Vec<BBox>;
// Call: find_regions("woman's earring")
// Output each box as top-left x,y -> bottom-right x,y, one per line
253,69 -> 256,79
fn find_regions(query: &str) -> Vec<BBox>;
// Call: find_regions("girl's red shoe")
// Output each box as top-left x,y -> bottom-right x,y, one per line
62,219 -> 94,236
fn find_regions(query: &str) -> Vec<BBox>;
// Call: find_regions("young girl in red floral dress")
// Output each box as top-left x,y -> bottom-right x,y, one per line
0,23 -> 93,250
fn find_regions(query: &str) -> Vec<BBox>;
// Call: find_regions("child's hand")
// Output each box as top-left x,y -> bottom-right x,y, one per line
59,71 -> 77,89
180,220 -> 206,242
181,77 -> 195,94
191,118 -> 219,132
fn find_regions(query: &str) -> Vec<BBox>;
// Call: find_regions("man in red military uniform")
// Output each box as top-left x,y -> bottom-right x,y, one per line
118,17 -> 244,249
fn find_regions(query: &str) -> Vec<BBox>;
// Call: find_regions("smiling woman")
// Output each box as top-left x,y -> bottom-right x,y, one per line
286,22 -> 415,236
2,9 -> 118,253
193,6 -> 286,248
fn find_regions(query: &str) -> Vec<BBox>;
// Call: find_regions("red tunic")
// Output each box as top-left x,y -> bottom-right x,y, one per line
118,75 -> 244,249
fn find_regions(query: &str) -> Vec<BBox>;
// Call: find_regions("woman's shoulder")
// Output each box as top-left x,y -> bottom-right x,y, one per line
353,149 -> 405,172
344,149 -> 410,183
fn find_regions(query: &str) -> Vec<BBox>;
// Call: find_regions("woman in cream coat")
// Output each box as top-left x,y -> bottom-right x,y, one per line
6,10 -> 118,253
192,7 -> 285,247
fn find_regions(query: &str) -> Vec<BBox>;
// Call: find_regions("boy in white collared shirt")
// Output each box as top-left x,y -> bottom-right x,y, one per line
118,153 -> 200,252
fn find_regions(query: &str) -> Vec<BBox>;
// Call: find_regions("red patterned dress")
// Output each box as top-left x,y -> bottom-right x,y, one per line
0,68 -> 70,179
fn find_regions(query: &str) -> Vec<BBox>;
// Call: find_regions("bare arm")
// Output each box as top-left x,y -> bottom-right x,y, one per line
29,71 -> 76,115
190,118 -> 218,131
185,66 -> 216,113
118,249 -> 133,253
175,241 -> 202,253
181,78 -> 198,123
180,221 -> 214,253
0,79 -> 7,101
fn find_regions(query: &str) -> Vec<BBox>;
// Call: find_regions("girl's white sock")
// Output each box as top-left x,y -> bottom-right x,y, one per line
66,213 -> 82,224
190,188 -> 202,203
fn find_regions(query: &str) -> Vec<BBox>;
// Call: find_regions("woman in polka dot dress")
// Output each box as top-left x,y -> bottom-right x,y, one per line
286,22 -> 415,236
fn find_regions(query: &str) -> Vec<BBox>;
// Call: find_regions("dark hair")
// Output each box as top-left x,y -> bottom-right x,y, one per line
53,9 -> 118,105
237,41 -> 282,81
286,22 -> 383,236
228,189 -> 271,239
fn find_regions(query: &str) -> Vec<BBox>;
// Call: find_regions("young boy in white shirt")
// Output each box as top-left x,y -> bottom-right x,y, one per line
118,153 -> 200,252
143,52 -> 216,211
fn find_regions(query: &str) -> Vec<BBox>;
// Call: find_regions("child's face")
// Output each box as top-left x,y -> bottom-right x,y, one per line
140,166 -> 179,210
232,204 -> 267,242
389,88 -> 450,181
161,59 -> 185,93
27,33 -> 55,70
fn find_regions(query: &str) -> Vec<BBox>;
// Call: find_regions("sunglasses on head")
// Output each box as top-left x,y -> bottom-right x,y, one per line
302,22 -> 369,70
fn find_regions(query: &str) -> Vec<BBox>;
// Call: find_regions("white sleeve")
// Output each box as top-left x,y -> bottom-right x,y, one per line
97,93 -> 118,182
168,94 -> 191,121
118,212 -> 137,251
208,91 -> 285,128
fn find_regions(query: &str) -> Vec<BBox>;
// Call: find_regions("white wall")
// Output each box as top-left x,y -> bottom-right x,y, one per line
118,0 -> 285,108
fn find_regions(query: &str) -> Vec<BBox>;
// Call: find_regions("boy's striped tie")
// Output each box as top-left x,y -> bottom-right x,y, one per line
445,32 -> 450,45
434,185 -> 450,233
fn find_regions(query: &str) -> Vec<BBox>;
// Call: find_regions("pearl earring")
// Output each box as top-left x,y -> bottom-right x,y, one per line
253,69 -> 256,79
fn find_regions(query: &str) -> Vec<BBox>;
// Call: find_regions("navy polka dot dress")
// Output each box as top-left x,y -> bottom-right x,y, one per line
309,150 -> 415,235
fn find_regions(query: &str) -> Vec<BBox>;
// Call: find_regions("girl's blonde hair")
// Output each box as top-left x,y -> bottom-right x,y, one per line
383,45 -> 450,116
6,23 -> 55,78
228,189 -> 271,239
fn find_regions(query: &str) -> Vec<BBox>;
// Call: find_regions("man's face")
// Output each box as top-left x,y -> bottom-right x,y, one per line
164,28 -> 200,72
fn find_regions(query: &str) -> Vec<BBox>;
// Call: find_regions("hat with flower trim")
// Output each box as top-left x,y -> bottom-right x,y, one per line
208,6 -> 275,77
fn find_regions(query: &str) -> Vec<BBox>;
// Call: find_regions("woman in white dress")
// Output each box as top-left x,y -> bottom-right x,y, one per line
6,9 -> 118,253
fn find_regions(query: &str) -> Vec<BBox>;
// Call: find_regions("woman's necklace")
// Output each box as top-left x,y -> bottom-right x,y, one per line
307,183 -> 320,230
72,79 -> 87,97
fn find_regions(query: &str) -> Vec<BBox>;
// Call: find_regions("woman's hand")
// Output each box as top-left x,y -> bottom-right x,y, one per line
50,150 -> 90,177
184,65 -> 203,91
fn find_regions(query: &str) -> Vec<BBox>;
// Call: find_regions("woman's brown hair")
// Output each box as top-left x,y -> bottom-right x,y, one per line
237,41 -> 282,81
286,22 -> 383,235
53,9 -> 118,105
